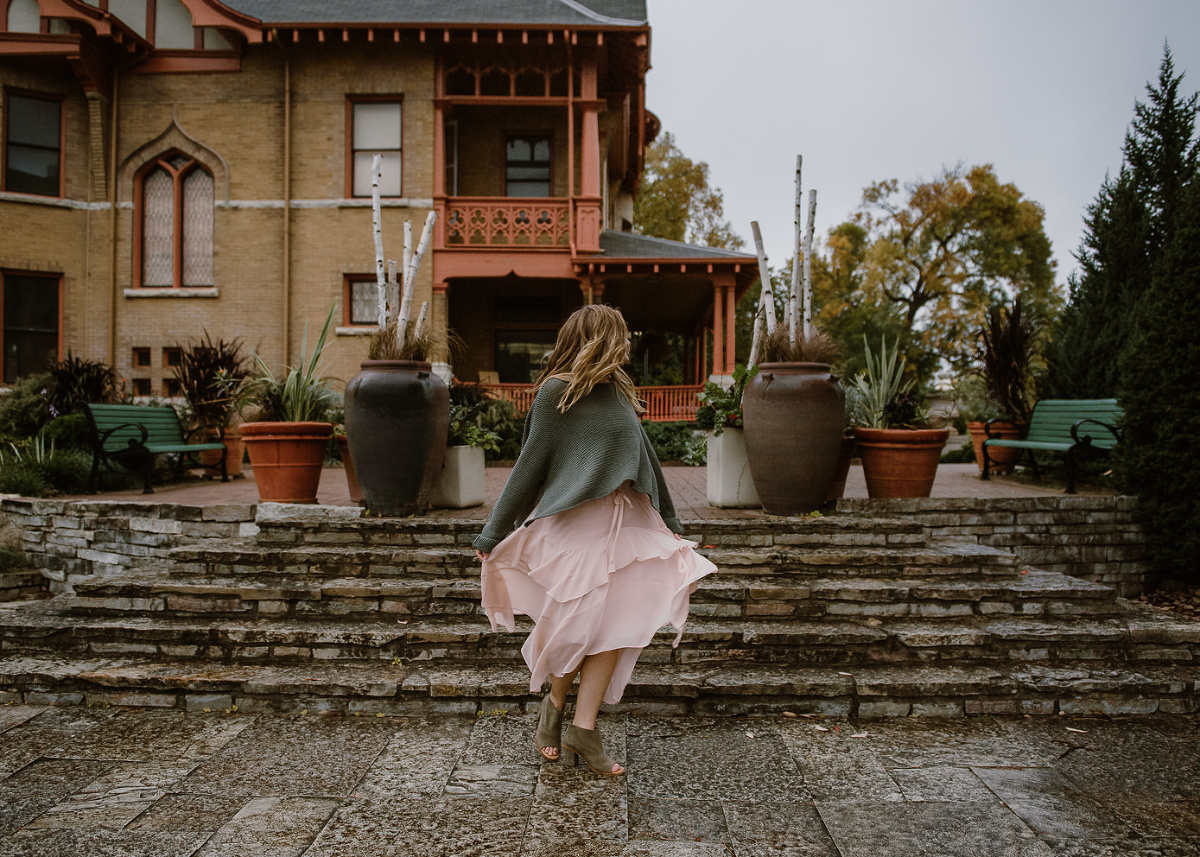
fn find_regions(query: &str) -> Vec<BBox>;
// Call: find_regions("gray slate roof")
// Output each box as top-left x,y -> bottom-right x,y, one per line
220,0 -> 647,27
598,231 -> 754,261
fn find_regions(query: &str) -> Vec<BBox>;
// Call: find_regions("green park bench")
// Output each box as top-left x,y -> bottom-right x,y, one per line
981,398 -> 1122,494
84,403 -> 228,494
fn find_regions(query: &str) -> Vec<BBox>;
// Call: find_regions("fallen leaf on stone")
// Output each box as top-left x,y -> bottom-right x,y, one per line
781,711 -> 798,718
799,713 -> 817,718
815,725 -> 830,732
833,726 -> 841,732
746,732 -> 756,739
704,545 -> 716,548
1066,727 -> 1087,733
838,671 -> 854,676
851,733 -> 868,738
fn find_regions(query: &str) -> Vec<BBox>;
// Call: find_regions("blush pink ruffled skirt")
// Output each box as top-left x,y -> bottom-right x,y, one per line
480,482 -> 718,704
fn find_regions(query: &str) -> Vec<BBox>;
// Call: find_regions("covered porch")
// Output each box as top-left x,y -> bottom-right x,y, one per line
436,229 -> 757,421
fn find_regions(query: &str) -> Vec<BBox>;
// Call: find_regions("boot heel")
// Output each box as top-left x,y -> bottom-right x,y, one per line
561,746 -> 578,766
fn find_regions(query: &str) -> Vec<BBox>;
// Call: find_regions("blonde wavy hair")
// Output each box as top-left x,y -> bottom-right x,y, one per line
535,304 -> 645,415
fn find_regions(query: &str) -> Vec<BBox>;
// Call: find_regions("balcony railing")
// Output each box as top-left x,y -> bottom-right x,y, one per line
444,198 -> 570,248
482,384 -> 704,423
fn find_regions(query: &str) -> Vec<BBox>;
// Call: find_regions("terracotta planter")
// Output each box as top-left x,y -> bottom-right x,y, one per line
705,428 -> 760,508
742,362 -> 844,515
854,427 -> 950,498
432,445 -> 486,509
241,421 -> 332,503
826,435 -> 857,502
335,435 -> 363,504
198,426 -> 243,477
967,420 -> 1026,474
344,360 -> 449,516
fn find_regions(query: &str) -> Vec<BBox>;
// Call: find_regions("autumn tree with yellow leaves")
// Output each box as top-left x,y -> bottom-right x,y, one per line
812,164 -> 1062,385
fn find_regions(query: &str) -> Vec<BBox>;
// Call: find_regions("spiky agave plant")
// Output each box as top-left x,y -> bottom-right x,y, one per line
849,335 -> 914,429
247,304 -> 341,423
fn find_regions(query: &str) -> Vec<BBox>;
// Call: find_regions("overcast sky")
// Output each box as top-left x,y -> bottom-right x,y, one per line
643,0 -> 1200,285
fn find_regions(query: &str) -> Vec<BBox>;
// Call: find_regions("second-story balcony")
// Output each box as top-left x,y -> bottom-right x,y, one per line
444,197 -> 570,248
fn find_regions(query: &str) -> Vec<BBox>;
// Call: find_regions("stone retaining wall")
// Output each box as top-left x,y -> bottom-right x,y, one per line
0,498 -> 257,595
837,496 -> 1151,596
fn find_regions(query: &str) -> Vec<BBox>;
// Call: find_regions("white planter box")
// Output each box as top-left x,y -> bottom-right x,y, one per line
706,428 -> 760,508
432,445 -> 486,508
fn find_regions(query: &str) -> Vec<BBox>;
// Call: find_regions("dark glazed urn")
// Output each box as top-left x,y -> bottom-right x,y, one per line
344,360 -> 449,516
742,362 -> 845,515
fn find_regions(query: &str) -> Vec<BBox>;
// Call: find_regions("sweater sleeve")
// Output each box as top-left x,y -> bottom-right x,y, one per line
641,423 -> 683,534
472,387 -> 555,553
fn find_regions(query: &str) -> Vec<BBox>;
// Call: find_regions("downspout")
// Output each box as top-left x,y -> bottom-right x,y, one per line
566,33 -> 575,256
279,34 -> 292,367
108,68 -> 120,366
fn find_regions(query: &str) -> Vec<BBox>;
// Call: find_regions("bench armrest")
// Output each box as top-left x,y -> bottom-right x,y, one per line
1070,418 -> 1121,445
982,417 -> 1016,439
97,422 -> 150,449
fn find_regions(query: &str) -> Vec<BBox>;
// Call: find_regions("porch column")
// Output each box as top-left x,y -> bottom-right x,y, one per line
724,278 -> 737,374
711,280 -> 725,381
576,56 -> 602,252
431,280 -> 451,381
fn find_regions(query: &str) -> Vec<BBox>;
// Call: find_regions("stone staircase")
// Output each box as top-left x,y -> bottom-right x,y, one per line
1,505 -> 1197,717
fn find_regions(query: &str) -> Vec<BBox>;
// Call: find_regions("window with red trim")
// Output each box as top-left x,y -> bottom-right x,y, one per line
3,91 -> 62,197
345,276 -> 380,326
135,153 -> 214,288
349,99 -> 402,198
2,270 -> 60,384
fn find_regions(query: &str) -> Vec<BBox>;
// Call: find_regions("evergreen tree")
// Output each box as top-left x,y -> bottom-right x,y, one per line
1115,176 -> 1200,577
1045,47 -> 1198,397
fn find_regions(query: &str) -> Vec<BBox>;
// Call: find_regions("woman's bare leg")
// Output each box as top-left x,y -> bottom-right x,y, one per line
570,649 -> 624,775
537,669 -> 578,760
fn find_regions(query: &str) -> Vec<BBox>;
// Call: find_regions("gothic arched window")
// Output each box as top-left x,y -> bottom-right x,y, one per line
135,152 -> 214,288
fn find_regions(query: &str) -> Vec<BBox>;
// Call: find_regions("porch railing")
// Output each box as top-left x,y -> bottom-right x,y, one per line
444,198 -> 571,248
481,383 -> 704,423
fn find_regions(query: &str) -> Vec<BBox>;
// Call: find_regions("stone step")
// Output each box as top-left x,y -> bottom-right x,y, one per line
1,652 -> 1195,718
64,568 -> 1120,621
0,568 -> 48,602
166,538 -> 1020,581
2,598 -> 1195,668
250,504 -> 929,550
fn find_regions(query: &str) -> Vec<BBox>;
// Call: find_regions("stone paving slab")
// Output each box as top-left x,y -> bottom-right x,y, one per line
1,705 -> 1198,856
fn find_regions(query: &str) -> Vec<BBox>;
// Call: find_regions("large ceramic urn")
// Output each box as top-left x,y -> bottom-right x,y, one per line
741,362 -> 845,515
344,360 -> 450,516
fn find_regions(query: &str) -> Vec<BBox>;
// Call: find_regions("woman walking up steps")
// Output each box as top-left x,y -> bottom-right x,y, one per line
474,304 -> 717,776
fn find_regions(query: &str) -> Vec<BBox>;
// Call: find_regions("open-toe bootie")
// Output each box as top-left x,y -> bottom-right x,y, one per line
561,724 -> 624,776
535,697 -> 564,761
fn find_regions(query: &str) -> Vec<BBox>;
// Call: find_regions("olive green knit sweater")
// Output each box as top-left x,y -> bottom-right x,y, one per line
472,379 -> 682,553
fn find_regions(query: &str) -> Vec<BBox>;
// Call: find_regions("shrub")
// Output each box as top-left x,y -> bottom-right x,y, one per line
476,396 -> 523,462
41,413 -> 91,451
0,373 -> 54,438
0,458 -> 47,497
172,331 -> 250,429
642,421 -> 705,466
46,352 -> 119,416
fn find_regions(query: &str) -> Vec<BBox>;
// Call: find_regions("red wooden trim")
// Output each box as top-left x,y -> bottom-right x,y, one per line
145,0 -> 157,45
480,383 -> 702,423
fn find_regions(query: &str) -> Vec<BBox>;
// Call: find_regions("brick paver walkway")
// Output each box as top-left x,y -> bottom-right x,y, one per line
62,462 -> 1086,517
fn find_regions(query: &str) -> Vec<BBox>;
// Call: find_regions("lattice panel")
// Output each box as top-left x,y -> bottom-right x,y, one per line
142,168 -> 174,287
182,169 -> 214,286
